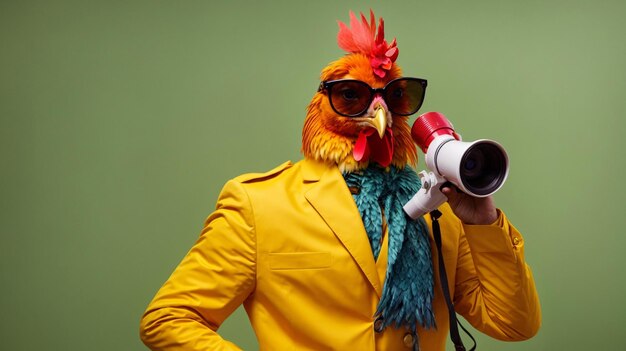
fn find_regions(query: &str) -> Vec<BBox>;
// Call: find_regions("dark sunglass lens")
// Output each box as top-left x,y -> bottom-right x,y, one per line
385,79 -> 425,115
330,81 -> 371,116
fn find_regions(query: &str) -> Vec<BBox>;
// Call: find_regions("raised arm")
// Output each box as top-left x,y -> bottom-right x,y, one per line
453,210 -> 541,340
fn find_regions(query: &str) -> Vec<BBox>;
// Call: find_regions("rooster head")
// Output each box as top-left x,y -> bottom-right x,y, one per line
302,10 -> 425,173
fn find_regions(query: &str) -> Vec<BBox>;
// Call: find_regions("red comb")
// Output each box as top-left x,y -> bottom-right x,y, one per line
337,10 -> 399,78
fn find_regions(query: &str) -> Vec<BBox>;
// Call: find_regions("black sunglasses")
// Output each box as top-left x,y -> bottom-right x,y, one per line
318,77 -> 427,117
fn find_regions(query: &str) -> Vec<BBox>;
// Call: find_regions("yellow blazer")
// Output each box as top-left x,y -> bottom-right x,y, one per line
140,159 -> 541,350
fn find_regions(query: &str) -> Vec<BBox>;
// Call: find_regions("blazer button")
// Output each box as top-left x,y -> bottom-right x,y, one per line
403,333 -> 415,348
374,317 -> 384,333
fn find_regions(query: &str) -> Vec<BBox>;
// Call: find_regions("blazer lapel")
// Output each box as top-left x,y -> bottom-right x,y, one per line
302,159 -> 382,297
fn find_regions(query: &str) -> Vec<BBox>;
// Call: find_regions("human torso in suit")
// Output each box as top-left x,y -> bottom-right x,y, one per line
140,158 -> 541,351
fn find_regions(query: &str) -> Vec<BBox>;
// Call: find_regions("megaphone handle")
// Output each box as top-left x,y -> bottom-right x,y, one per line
402,171 -> 448,219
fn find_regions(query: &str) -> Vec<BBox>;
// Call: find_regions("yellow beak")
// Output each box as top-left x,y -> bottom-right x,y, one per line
368,106 -> 388,139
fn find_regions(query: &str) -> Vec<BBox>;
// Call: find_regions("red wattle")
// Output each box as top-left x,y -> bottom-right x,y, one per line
353,128 -> 394,167
353,129 -> 373,162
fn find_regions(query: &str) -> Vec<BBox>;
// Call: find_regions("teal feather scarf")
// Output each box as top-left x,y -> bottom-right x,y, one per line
343,165 -> 435,330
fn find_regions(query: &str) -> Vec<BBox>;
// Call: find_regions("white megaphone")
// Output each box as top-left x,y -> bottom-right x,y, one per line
403,112 -> 509,219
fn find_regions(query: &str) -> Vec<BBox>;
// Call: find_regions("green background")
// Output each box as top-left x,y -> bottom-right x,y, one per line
2,0 -> 625,350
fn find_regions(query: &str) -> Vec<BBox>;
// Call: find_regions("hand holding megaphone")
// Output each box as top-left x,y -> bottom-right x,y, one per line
403,112 -> 509,221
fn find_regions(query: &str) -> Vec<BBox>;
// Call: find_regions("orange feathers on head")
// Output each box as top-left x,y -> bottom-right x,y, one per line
301,11 -> 418,172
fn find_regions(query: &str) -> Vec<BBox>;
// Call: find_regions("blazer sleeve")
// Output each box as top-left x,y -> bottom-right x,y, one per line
452,209 -> 542,341
140,179 -> 256,351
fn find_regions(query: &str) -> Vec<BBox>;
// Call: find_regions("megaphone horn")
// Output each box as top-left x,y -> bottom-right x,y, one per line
403,112 -> 510,219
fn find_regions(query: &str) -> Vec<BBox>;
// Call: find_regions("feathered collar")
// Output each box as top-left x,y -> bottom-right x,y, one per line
343,165 -> 435,330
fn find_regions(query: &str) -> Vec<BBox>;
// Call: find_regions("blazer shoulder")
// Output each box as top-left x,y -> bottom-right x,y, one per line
232,161 -> 294,184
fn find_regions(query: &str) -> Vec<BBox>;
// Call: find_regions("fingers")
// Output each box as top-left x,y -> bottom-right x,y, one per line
440,182 -> 460,200
437,182 -> 498,224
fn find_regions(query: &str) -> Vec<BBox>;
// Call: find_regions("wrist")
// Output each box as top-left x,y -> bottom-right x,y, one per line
465,209 -> 499,225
